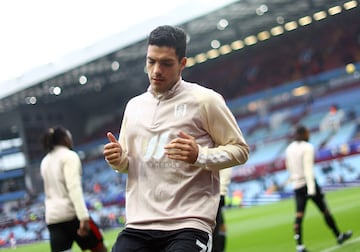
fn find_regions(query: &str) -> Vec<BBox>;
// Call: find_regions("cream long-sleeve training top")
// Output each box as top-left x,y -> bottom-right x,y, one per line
109,79 -> 249,234
285,140 -> 316,195
40,146 -> 89,224
220,168 -> 232,196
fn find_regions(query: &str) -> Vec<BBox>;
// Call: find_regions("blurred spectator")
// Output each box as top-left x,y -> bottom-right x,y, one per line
338,158 -> 355,174
321,162 -> 333,174
93,182 -> 102,194
8,231 -> 16,249
319,104 -> 345,132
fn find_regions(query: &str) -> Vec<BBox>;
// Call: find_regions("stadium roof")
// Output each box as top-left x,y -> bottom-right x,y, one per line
0,0 -> 358,114
0,0 -> 237,99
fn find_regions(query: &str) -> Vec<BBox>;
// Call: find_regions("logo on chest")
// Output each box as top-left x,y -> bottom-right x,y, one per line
174,103 -> 187,117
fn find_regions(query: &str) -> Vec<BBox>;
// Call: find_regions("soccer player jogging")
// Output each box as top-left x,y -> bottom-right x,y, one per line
103,25 -> 249,252
40,126 -> 107,252
285,125 -> 352,252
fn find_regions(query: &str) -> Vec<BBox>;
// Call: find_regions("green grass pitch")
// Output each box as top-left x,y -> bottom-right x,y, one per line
2,186 -> 359,252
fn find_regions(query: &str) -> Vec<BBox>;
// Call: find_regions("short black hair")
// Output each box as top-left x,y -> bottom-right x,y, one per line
294,125 -> 308,141
148,25 -> 187,61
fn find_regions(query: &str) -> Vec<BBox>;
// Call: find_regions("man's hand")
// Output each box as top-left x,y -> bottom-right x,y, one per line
77,219 -> 90,237
103,132 -> 122,166
306,189 -> 316,198
164,131 -> 198,164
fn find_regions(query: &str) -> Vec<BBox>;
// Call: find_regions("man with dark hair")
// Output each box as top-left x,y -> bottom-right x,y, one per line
103,25 -> 249,251
41,126 -> 107,252
285,125 -> 352,252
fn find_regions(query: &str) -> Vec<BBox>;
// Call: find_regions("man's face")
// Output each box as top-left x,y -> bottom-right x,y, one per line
146,45 -> 186,94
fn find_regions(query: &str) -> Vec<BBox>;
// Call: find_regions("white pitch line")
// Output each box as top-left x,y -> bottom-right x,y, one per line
320,235 -> 360,252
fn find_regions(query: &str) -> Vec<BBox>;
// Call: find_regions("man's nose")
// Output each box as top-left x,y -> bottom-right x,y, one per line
153,63 -> 162,74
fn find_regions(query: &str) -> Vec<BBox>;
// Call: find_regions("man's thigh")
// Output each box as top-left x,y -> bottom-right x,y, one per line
111,228 -> 153,252
163,228 -> 212,252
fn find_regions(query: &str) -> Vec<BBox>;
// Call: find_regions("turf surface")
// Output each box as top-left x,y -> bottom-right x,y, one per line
1,186 -> 359,252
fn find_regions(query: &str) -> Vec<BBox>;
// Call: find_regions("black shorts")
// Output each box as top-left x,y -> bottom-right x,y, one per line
294,182 -> 328,213
47,217 -> 104,252
111,227 -> 212,252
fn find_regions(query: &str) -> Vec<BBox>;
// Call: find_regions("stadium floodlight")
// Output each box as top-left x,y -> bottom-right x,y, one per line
257,31 -> 270,41
231,40 -> 244,50
195,53 -> 207,63
207,49 -> 220,59
217,19 -> 229,30
79,75 -> 87,85
25,96 -> 37,104
292,86 -> 310,97
256,4 -> 268,16
270,26 -> 284,36
53,87 -> 61,95
345,63 -> 356,74
276,16 -> 285,25
219,45 -> 232,55
244,35 -> 257,46
298,16 -> 312,26
284,21 -> 298,31
328,5 -> 342,15
313,11 -> 327,21
185,57 -> 196,68
211,39 -> 221,49
111,61 -> 120,71
343,0 -> 357,10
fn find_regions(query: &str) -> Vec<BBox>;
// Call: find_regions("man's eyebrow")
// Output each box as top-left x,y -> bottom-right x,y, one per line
147,56 -> 176,62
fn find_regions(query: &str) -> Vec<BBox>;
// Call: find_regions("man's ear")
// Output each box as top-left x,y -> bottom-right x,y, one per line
180,57 -> 187,70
